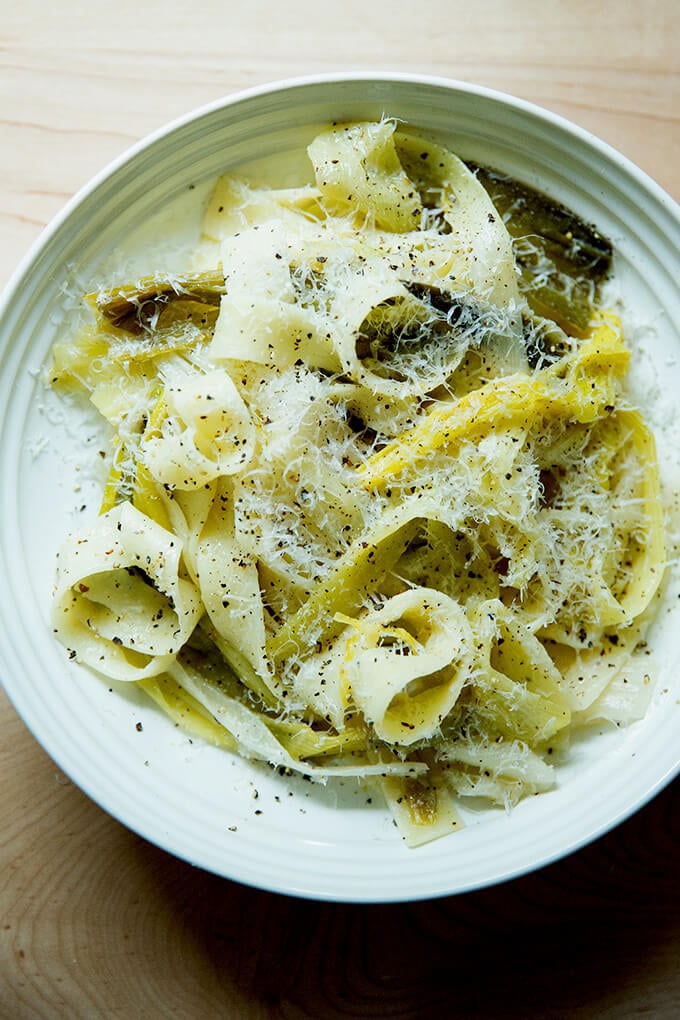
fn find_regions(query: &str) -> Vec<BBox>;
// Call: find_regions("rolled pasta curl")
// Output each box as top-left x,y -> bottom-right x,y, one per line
336,588 -> 474,746
52,501 -> 202,681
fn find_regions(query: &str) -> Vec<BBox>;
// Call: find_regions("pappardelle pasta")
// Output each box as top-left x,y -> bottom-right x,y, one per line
49,121 -> 666,845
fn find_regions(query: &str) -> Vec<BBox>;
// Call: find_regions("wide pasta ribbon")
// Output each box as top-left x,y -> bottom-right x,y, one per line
193,482 -> 273,687
142,367 -> 256,490
210,120 -> 524,397
166,657 -> 427,779
469,599 -> 571,743
358,313 -> 629,489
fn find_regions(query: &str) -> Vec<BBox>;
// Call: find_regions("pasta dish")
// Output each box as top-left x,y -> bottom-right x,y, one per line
48,121 -> 666,844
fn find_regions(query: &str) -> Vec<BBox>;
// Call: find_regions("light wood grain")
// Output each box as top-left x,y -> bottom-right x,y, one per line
1,2 -> 679,1017
2,0 -> 679,290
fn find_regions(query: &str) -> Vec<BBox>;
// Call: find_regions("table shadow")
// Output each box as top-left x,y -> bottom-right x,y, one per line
129,777 -> 679,1019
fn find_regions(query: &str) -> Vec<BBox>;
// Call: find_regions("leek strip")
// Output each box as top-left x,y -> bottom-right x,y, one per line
131,462 -> 174,532
470,163 -> 612,337
130,396 -> 171,525
265,718 -> 369,760
107,333 -> 207,366
99,392 -> 167,517
145,650 -> 366,760
471,600 -> 571,744
441,737 -> 555,803
99,438 -> 126,514
49,327 -> 110,390
139,673 -> 238,750
266,516 -> 421,664
472,672 -> 569,744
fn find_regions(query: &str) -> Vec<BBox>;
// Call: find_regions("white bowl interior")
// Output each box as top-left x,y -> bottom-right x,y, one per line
1,74 -> 679,901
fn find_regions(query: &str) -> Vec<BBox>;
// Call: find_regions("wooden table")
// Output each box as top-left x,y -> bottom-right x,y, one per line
2,2 -> 678,1016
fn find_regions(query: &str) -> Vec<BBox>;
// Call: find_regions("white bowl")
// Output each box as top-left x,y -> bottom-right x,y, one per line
1,73 -> 679,902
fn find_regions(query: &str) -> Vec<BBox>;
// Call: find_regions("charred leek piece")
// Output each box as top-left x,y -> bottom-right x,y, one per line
89,270 -> 226,335
470,165 -> 612,338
